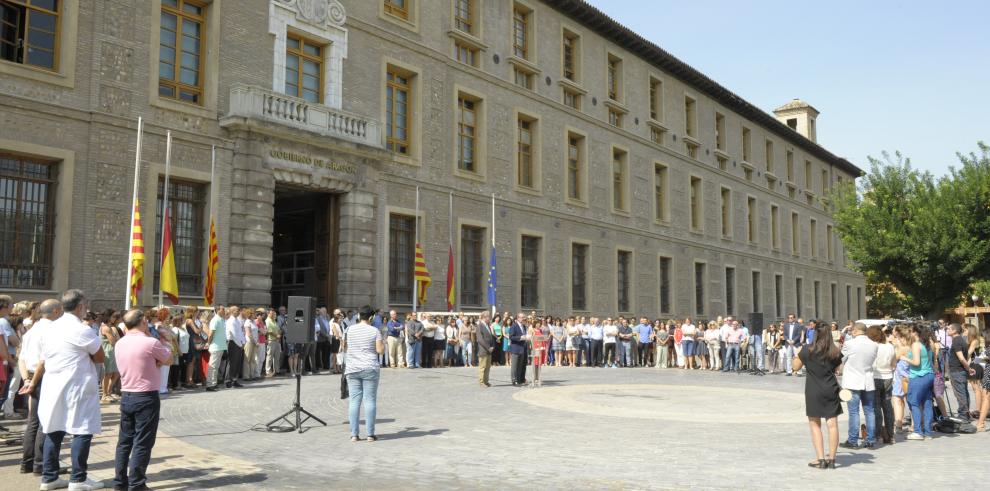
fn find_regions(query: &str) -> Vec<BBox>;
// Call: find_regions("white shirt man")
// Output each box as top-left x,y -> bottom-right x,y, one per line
840,324 -> 879,448
225,312 -> 245,348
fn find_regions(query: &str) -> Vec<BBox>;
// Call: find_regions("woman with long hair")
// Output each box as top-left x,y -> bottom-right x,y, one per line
529,318 -> 546,386
964,324 -> 985,421
891,327 -> 911,433
792,322 -> 841,469
550,316 -> 566,367
182,306 -> 202,388
99,310 -> 122,404
565,318 -> 579,368
868,326 -> 896,444
899,324 -> 935,440
681,318 -> 696,370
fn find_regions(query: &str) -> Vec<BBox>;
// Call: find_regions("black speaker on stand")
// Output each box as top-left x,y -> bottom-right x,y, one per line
266,296 -> 326,433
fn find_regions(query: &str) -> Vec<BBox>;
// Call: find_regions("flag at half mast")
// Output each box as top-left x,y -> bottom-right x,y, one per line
128,200 -> 145,306
159,209 -> 180,305
203,217 -> 219,305
414,242 -> 431,305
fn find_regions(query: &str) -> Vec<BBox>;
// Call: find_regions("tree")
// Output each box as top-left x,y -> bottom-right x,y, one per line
831,144 -> 990,318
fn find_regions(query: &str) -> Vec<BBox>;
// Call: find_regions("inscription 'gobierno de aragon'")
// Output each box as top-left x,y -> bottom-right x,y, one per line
269,149 -> 357,174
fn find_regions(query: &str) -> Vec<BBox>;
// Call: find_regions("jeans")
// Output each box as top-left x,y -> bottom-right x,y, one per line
620,341 -> 633,367
948,369 -> 970,419
847,389 -> 876,445
207,349 -> 225,386
784,343 -> 798,373
874,378 -> 894,439
225,341 -> 244,383
750,335 -> 764,370
724,344 -> 740,371
114,391 -> 160,490
20,376 -> 44,472
908,373 -> 935,436
616,341 -> 626,366
346,369 -> 380,437
43,432 -> 92,484
511,352 -> 527,384
406,340 -> 422,368
604,343 -> 616,365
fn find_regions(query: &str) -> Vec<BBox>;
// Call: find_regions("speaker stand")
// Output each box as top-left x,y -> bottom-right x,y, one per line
265,373 -> 327,433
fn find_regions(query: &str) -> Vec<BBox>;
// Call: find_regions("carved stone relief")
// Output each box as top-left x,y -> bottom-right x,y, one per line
100,42 -> 134,84
99,84 -> 132,116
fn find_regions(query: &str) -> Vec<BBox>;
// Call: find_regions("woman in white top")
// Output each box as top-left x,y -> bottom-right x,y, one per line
869,326 -> 896,444
704,322 -> 721,371
432,315 -> 446,368
565,319 -> 580,368
681,318 -> 697,370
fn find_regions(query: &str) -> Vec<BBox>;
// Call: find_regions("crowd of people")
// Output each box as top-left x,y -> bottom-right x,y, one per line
2,290 -> 988,486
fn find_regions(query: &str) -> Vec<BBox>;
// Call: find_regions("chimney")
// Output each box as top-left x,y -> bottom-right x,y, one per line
773,99 -> 819,143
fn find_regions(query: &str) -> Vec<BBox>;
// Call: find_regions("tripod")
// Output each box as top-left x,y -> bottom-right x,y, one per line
266,373 -> 326,433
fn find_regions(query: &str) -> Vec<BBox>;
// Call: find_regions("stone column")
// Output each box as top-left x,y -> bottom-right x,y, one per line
337,190 -> 377,309
227,136 -> 275,306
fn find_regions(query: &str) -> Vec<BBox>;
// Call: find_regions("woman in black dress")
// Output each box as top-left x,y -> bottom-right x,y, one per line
792,323 -> 842,469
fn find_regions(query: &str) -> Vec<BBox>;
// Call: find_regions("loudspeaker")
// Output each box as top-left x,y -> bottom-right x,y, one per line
284,296 -> 316,344
748,312 -> 764,334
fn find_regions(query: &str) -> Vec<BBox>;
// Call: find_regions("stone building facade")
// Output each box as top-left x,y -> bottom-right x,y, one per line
0,0 -> 866,322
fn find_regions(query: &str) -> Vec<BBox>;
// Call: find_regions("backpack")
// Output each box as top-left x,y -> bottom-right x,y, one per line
934,418 -> 977,434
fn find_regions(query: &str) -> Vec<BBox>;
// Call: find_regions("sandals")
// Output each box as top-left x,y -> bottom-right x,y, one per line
807,459 -> 826,469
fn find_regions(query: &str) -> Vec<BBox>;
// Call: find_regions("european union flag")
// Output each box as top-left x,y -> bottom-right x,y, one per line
486,246 -> 497,309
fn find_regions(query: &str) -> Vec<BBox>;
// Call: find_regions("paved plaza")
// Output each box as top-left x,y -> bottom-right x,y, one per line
1,366 -> 985,490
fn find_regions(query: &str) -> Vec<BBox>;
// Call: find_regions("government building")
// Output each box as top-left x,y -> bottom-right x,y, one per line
0,0 -> 866,322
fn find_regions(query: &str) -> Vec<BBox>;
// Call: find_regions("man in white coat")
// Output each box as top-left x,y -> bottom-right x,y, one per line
21,289 -> 105,491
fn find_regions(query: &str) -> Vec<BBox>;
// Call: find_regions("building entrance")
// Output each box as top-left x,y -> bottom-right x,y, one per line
271,187 -> 339,308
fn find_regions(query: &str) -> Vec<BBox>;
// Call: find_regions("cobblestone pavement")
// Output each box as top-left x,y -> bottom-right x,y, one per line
1,366 -> 986,490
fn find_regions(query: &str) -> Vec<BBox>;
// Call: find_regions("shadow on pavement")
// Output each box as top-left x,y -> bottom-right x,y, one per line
375,426 -> 449,441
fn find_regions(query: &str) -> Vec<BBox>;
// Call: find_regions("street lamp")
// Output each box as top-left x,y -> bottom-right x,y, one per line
972,294 -> 980,306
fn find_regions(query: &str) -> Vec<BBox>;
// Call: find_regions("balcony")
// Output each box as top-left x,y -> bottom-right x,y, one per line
222,84 -> 383,149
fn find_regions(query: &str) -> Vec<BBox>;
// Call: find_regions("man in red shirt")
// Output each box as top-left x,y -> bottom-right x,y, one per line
112,309 -> 172,491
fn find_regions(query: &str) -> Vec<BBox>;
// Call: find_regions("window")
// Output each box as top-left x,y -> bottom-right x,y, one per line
717,155 -> 727,171
685,141 -> 698,159
385,66 -> 411,154
805,159 -> 813,189
606,53 -> 621,101
650,126 -> 665,145
654,163 -> 668,222
284,33 -> 323,103
786,118 -> 797,130
846,285 -> 852,320
562,29 -> 579,81
795,278 -> 803,317
456,94 -> 477,172
786,150 -> 794,181
715,112 -> 725,150
159,0 -> 206,104
659,257 -> 671,314
0,154 -> 55,289
512,3 -> 530,59
791,212 -> 800,255
690,176 -> 702,231
826,224 -> 834,262
563,88 -> 581,109
742,127 -> 751,162
612,147 -> 627,212
513,67 -> 532,89
857,287 -> 863,319
617,250 -> 631,313
520,235 -> 540,309
747,197 -> 756,242
752,271 -> 761,313
454,0 -> 474,34
694,262 -> 706,316
566,132 -> 584,201
684,96 -> 697,138
650,78 -> 663,121
765,139 -> 774,173
830,283 -> 837,319
720,187 -> 731,238
821,169 -> 829,196
725,267 -> 735,316
608,108 -> 622,128
1,0 -> 59,70
810,218 -> 818,258
571,243 -> 588,311
455,42 -> 477,67
384,0 -> 409,20
516,116 -> 535,189
770,204 -> 780,249
775,274 -> 783,318
155,177 -> 205,296
388,214 -> 415,303
814,280 -> 821,318
460,225 -> 483,306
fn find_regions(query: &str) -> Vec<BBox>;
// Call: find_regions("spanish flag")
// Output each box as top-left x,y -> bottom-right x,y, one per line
159,208 -> 180,305
203,217 -> 219,305
414,242 -> 431,305
128,200 -> 145,306
446,244 -> 455,311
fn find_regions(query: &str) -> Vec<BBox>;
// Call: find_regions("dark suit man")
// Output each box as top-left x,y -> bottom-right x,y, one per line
782,314 -> 804,376
508,313 -> 528,386
475,312 -> 495,387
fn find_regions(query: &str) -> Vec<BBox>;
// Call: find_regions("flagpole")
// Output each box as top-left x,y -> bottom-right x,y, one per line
491,192 -> 495,317
125,117 -> 143,310
159,131 -> 173,308
448,191 -> 453,312
413,186 -> 419,314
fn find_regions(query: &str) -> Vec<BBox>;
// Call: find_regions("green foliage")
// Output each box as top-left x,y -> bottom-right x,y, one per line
831,144 -> 990,317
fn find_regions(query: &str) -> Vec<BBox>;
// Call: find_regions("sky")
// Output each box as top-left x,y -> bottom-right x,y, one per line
585,0 -> 990,178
